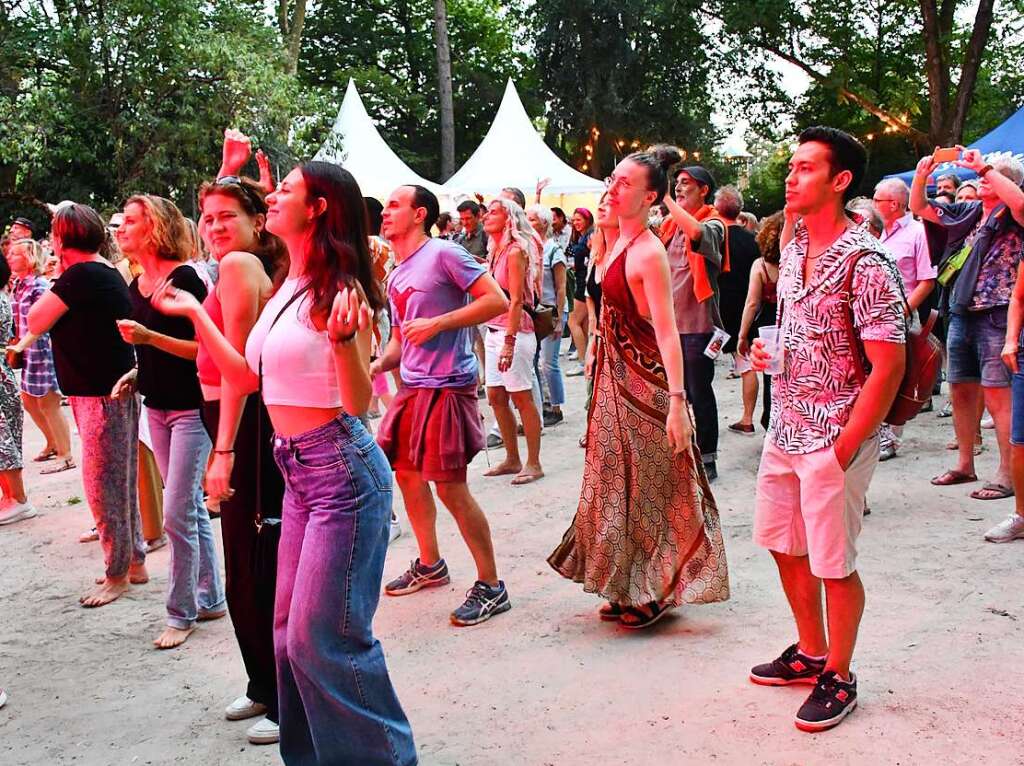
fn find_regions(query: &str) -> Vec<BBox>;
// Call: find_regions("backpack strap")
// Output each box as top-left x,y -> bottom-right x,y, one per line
842,251 -> 911,385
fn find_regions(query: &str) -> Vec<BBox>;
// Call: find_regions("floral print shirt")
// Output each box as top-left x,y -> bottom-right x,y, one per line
769,225 -> 907,455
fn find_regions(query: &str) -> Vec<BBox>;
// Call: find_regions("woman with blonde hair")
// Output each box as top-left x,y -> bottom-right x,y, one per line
5,238 -> 73,472
482,198 -> 544,485
115,194 -> 225,649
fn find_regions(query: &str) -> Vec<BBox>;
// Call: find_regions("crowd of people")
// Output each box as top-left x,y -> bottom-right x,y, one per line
2,122 -> 1023,762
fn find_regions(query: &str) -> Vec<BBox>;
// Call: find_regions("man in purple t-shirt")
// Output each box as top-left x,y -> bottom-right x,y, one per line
372,184 -> 513,627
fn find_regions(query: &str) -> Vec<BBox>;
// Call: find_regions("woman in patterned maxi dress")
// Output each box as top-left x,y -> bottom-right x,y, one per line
549,148 -> 730,627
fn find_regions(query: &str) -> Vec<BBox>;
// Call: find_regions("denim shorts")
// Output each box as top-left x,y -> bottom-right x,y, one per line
1012,372 -> 1024,446
946,307 -> 1012,388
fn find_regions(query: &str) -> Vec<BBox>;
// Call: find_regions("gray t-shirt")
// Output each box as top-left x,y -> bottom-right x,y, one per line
541,239 -> 568,306
667,219 -> 725,335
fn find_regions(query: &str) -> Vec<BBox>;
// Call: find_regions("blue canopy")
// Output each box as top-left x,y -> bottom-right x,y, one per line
886,104 -> 1024,186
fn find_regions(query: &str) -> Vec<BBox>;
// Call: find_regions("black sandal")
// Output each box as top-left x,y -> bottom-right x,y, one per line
619,601 -> 672,630
598,602 -> 625,621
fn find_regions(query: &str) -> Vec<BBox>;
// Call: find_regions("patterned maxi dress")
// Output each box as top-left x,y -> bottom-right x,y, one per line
548,244 -> 730,607
0,291 -> 24,470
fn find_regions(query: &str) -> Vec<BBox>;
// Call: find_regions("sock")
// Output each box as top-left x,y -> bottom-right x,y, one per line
799,648 -> 827,661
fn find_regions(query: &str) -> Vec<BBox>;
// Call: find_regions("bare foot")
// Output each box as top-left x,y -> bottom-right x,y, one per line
484,461 -> 522,477
80,578 -> 130,608
511,465 -> 544,485
95,563 -> 149,585
154,626 -> 195,650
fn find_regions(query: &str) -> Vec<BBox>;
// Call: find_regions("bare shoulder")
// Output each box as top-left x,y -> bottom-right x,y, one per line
219,250 -> 263,274
631,231 -> 669,265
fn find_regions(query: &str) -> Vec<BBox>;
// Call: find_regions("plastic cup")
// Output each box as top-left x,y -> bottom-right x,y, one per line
758,326 -> 784,375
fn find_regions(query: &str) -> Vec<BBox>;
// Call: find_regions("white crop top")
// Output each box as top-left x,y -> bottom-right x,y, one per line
244,277 -> 342,408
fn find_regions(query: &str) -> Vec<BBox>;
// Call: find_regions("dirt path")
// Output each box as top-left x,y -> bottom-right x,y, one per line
2,366 -> 1022,765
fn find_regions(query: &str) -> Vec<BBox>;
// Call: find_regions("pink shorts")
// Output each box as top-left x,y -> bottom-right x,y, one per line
753,435 -> 879,579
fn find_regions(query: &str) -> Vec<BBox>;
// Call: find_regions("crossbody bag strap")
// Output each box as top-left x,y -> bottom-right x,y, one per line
255,283 -> 310,525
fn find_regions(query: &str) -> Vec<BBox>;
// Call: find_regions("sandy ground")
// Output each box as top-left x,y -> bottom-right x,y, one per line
2,359 -> 1023,766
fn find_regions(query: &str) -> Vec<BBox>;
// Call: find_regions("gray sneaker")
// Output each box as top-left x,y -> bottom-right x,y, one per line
0,501 -> 37,526
385,558 -> 450,596
984,514 -> 1024,543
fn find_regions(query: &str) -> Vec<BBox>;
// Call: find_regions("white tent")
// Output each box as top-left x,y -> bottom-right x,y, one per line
442,80 -> 605,207
314,79 -> 445,202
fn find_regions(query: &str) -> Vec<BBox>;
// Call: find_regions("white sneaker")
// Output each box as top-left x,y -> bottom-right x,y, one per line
0,501 -> 37,526
79,527 -> 98,543
981,414 -> 996,429
984,514 -> 1024,543
0,688 -> 7,709
145,535 -> 168,553
246,717 -> 280,745
388,515 -> 401,545
225,695 -> 267,721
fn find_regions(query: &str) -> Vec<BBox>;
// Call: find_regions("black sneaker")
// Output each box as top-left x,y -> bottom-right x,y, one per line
749,644 -> 826,686
486,433 -> 503,449
450,580 -> 511,626
543,409 -> 564,428
794,671 -> 858,732
384,558 -> 450,596
704,461 -> 718,482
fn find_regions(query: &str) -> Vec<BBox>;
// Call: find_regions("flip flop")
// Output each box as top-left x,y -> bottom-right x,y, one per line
33,448 -> 56,462
970,483 -> 1015,501
931,470 -> 978,486
598,602 -> 625,622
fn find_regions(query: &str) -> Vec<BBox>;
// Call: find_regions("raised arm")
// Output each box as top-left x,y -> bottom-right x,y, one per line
955,147 -> 1024,227
910,151 -> 942,224
662,193 -> 704,243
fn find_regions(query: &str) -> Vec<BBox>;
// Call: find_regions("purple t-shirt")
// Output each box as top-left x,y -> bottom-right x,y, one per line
389,238 -> 486,388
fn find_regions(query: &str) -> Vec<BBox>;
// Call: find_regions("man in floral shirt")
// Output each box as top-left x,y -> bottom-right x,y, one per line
749,127 -> 907,733
911,150 -> 1024,510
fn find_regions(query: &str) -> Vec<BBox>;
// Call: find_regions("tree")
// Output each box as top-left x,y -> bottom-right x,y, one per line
277,0 -> 308,76
0,0 -> 302,224
531,0 -> 722,179
433,0 -> 455,180
299,0 -> 533,180
711,0 -> 1021,150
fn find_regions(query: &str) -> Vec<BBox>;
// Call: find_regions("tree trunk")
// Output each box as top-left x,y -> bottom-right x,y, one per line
433,0 -> 455,181
919,0 -> 952,145
278,0 -> 307,76
948,0 -> 995,143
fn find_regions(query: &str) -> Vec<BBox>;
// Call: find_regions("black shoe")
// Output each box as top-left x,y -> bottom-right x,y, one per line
749,644 -> 826,686
384,558 -> 450,596
543,409 -> 564,427
450,580 -> 511,626
794,671 -> 858,732
486,433 -> 503,449
704,461 -> 718,482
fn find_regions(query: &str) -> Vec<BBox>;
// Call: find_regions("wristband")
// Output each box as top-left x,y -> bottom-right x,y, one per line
333,330 -> 357,346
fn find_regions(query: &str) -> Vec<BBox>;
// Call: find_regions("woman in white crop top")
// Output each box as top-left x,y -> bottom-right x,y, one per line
153,161 -> 417,766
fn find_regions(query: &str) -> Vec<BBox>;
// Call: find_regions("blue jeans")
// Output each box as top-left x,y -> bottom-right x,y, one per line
273,415 -> 416,766
540,332 -> 565,406
147,408 -> 224,629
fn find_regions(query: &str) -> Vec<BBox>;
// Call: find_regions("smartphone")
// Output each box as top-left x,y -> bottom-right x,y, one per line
933,147 -> 960,163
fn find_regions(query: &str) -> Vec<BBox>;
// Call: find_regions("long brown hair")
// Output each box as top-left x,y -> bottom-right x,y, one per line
755,211 -> 784,266
298,161 -> 385,319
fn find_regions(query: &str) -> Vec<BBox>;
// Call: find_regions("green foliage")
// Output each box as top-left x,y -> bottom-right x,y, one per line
0,0 -> 302,222
299,0 -> 534,180
530,0 -> 722,179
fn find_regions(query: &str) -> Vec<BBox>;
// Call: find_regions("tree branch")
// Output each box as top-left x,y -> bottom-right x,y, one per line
949,0 -> 995,142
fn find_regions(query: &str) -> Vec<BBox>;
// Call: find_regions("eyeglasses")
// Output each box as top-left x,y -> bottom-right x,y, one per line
604,175 -> 633,191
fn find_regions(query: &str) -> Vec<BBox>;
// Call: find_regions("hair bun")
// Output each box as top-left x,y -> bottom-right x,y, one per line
650,144 -> 682,172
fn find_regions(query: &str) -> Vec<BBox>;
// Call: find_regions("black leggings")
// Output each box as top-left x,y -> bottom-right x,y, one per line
201,395 -> 284,721
680,333 -> 719,464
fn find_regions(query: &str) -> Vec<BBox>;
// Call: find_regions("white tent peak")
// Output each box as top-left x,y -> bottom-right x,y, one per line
442,79 -> 605,198
314,79 -> 444,202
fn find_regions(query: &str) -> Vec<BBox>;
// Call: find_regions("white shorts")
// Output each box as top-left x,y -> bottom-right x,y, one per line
753,434 -> 879,579
484,329 -> 537,393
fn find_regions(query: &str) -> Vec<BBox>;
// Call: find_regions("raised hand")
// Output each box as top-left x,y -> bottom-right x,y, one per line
327,285 -> 372,345
255,149 -> 274,193
221,128 -> 252,177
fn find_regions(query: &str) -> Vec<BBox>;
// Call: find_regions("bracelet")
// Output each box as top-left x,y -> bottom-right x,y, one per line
213,449 -> 234,455
979,164 -> 994,178
668,391 -> 687,399
503,335 -> 517,346
333,330 -> 357,346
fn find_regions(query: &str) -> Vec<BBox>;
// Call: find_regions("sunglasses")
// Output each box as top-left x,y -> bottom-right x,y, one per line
213,175 -> 264,210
